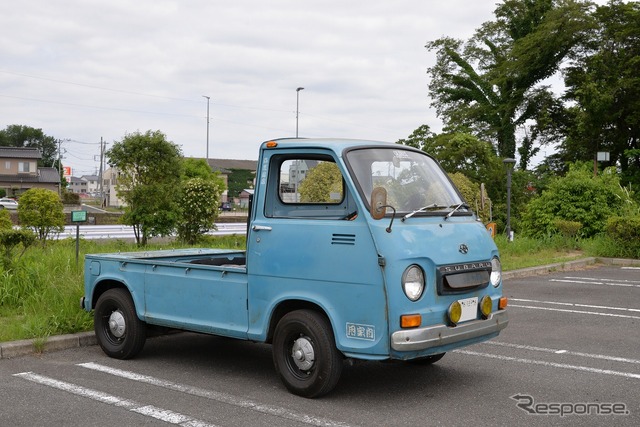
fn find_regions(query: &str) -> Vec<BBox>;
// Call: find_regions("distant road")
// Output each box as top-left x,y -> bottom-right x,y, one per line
57,223 -> 247,240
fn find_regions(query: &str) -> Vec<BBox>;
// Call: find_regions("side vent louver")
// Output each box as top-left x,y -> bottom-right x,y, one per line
332,233 -> 356,245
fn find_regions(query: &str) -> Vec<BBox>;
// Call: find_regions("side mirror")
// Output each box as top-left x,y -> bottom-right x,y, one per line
370,187 -> 387,220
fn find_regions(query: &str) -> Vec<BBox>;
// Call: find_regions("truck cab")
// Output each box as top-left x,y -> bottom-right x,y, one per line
83,137 -> 507,398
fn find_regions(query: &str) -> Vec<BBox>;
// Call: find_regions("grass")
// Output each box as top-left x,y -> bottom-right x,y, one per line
495,234 -> 586,271
0,232 -> 635,343
0,235 -> 246,343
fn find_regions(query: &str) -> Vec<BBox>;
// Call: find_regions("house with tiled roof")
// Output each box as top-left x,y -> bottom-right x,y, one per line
0,147 -> 60,196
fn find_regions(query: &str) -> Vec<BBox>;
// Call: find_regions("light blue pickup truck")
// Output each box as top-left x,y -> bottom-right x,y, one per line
82,138 -> 508,397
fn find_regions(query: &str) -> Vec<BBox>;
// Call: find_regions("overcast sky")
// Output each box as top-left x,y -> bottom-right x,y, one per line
1,1 -> 558,176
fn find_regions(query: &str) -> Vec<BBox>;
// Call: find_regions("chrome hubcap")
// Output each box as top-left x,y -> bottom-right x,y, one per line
108,310 -> 126,338
291,336 -> 315,371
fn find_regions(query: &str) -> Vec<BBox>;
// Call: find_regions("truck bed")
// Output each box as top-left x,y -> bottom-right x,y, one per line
86,248 -> 247,269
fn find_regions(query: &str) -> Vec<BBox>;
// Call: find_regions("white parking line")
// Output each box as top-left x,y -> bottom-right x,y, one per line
563,275 -> 640,284
78,362 -> 352,427
13,372 -> 218,427
510,298 -> 640,313
454,350 -> 640,380
509,304 -> 640,320
483,341 -> 640,365
550,278 -> 640,288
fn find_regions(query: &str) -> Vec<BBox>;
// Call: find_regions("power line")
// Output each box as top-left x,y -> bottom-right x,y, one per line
0,69 -> 197,103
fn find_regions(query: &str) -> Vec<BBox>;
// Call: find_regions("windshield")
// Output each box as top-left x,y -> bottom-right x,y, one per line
345,147 -> 466,215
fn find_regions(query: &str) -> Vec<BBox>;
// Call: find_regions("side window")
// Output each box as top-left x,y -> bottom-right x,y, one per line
279,159 -> 344,204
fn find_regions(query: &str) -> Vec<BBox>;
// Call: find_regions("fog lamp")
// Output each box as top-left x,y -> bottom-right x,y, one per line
448,301 -> 462,325
480,295 -> 493,318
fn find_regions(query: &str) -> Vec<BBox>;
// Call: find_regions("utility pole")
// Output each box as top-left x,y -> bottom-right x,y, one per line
203,95 -> 210,161
57,139 -> 62,195
99,137 -> 105,207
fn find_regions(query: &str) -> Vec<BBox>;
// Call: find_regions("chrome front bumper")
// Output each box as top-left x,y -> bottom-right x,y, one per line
391,310 -> 509,351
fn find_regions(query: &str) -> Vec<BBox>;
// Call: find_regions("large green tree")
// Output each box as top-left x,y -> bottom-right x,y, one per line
561,0 -> 640,188
0,125 -> 59,167
426,0 -> 593,168
107,130 -> 183,246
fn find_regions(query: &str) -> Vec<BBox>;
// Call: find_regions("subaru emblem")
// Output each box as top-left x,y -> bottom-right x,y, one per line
459,244 -> 469,254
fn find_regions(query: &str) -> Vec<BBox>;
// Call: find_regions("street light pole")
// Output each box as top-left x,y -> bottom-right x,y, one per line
296,87 -> 304,138
203,95 -> 210,160
503,158 -> 516,242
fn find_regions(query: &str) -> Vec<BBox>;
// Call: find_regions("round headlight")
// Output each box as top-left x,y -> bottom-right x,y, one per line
490,256 -> 502,287
402,265 -> 425,301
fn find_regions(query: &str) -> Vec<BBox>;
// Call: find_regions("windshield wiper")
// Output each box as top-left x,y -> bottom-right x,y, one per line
444,202 -> 470,220
401,203 -> 448,222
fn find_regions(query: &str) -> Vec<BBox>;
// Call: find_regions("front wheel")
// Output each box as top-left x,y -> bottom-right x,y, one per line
272,310 -> 343,398
94,288 -> 146,359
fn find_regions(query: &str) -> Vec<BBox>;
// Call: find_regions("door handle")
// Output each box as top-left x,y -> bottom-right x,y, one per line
252,225 -> 272,231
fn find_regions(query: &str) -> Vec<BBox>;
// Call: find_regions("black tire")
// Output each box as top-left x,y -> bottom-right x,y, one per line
94,288 -> 146,359
272,310 -> 343,398
408,352 -> 446,365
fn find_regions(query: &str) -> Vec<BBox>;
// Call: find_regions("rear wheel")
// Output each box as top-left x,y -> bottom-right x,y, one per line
94,288 -> 146,359
272,310 -> 343,398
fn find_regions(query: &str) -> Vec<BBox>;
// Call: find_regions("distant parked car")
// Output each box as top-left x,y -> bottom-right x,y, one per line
0,198 -> 18,210
220,202 -> 232,211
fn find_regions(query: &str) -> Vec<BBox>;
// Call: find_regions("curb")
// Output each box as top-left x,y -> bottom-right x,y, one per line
1,257 -> 638,360
0,331 -> 96,360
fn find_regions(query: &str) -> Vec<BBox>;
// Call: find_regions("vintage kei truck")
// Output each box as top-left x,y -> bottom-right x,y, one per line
82,138 -> 508,397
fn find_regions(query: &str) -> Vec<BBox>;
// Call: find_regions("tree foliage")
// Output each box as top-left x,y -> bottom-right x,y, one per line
17,188 -> 65,244
0,125 -> 59,167
107,130 -> 183,246
0,209 -> 35,269
182,158 -> 217,181
426,0 -> 592,167
227,169 -> 255,201
176,178 -> 222,244
561,0 -> 640,188
299,162 -> 343,203
520,162 -> 636,238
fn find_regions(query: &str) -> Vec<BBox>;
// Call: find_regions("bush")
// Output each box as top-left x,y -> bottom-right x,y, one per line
176,178 -> 221,244
603,216 -> 640,258
61,191 -> 80,205
521,163 -> 636,238
17,188 -> 65,244
449,172 -> 491,223
0,209 -> 12,230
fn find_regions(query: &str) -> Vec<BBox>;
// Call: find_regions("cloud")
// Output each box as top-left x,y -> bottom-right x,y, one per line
1,0 -> 499,175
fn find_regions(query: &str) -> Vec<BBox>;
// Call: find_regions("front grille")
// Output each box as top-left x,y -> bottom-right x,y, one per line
437,261 -> 491,295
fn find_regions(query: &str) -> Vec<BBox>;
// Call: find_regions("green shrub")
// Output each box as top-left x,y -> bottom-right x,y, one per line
61,191 -> 81,205
0,210 -> 13,230
521,163 -> 636,238
17,188 -> 65,244
603,216 -> 640,258
449,172 -> 491,223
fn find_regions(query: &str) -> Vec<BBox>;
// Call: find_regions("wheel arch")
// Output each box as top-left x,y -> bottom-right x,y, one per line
90,279 -> 131,309
266,299 -> 332,344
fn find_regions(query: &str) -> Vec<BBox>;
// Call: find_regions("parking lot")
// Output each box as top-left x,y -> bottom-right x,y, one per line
1,265 -> 638,426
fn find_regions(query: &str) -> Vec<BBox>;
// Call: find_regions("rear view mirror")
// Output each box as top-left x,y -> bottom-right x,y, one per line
370,187 -> 388,220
